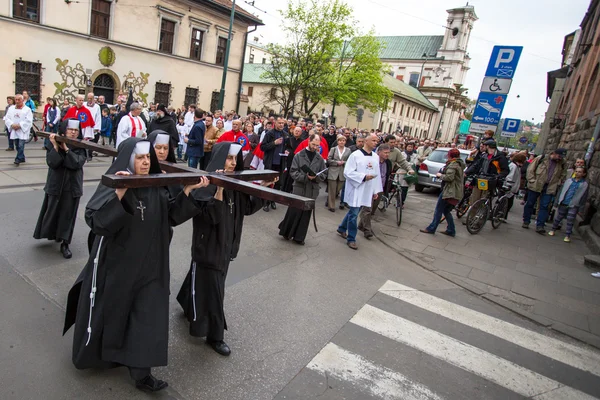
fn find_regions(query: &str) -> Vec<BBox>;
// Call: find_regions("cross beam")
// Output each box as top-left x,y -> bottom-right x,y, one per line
36,131 -> 314,210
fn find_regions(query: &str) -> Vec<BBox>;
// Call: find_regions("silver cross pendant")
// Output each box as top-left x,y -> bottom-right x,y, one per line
137,200 -> 146,221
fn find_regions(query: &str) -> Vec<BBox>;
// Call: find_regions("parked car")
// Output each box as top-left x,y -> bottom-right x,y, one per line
415,147 -> 471,192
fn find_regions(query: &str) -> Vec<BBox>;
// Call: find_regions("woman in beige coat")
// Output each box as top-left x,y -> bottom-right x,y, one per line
326,135 -> 352,212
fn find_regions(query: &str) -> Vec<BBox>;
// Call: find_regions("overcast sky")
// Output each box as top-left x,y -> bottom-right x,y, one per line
237,0 -> 590,123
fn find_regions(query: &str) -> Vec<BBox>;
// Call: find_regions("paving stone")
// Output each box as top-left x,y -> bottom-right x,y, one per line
558,274 -> 600,294
550,321 -> 600,350
533,301 -> 590,331
463,241 -> 501,256
431,259 -> 472,278
515,263 -> 559,282
556,294 -> 600,317
435,271 -> 488,296
454,255 -> 496,273
511,282 -> 558,305
481,294 -> 553,327
536,279 -> 583,299
423,246 -> 458,261
478,252 -> 517,269
444,244 -> 482,259
393,239 -> 428,253
581,288 -> 600,305
415,233 -> 452,249
468,269 -> 512,291
589,316 -> 600,337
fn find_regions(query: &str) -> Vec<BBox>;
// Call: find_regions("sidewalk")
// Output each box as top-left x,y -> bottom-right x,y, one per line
372,191 -> 600,349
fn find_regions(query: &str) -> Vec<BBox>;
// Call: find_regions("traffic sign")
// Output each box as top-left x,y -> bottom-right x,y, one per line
519,136 -> 528,145
480,77 -> 513,94
502,118 -> 521,133
485,46 -> 523,78
469,122 -> 497,134
472,92 -> 507,126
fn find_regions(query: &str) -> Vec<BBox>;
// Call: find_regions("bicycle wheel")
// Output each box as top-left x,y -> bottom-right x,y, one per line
395,191 -> 403,226
466,199 -> 489,235
377,196 -> 387,212
491,197 -> 508,229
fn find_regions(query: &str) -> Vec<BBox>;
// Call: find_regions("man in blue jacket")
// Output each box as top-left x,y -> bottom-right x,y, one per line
185,109 -> 205,169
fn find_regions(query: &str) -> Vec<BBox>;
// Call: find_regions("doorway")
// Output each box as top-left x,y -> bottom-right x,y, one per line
93,73 -> 115,104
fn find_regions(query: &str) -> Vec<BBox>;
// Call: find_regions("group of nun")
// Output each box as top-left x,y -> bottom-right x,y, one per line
33,118 -> 275,391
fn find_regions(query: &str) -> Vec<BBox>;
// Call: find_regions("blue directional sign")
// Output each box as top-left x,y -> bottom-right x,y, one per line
472,92 -> 508,126
485,46 -> 523,78
502,118 -> 521,133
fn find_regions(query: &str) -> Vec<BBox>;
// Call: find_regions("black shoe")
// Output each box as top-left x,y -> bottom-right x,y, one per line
135,374 -> 168,392
271,201 -> 276,210
13,161 -> 20,166
5,148 -> 14,151
364,232 -> 374,240
329,208 -> 335,212
536,227 -> 546,235
293,239 -> 305,245
207,340 -> 231,356
263,204 -> 270,212
60,242 -> 72,259
339,205 -> 344,210
440,231 -> 456,237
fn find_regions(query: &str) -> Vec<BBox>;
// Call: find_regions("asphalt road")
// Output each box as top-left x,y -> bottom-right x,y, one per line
0,138 -> 599,399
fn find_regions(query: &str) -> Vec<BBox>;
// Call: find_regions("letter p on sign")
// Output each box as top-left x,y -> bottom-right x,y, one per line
507,120 -> 518,130
495,49 -> 515,68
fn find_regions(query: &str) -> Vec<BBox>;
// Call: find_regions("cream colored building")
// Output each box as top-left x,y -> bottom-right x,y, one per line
0,0 -> 262,112
242,64 -> 437,133
244,37 -> 271,64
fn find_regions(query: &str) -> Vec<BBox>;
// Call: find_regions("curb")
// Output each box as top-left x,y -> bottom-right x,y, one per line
373,222 -> 600,350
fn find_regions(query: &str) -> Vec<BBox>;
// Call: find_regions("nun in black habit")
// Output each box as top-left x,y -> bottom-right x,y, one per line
63,137 -> 211,392
33,119 -> 87,259
177,142 -> 277,356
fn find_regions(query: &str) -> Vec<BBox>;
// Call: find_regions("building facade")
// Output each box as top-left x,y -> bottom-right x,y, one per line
380,5 -> 477,142
542,0 -> 600,252
242,64 -> 438,132
0,0 -> 262,112
244,37 -> 271,64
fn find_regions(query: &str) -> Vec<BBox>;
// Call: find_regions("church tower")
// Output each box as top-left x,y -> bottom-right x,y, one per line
439,4 -> 478,54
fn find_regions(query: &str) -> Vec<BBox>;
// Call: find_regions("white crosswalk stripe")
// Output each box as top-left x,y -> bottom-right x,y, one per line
380,280 -> 600,377
307,343 -> 445,400
292,280 -> 600,400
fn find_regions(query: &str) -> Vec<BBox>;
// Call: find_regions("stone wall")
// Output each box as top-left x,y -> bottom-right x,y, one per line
548,115 -> 600,242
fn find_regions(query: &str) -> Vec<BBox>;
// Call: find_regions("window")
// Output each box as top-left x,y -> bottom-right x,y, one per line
13,0 -> 40,23
216,37 -> 228,66
159,19 -> 176,54
184,87 -> 198,107
392,102 -> 397,113
262,58 -> 267,64
190,28 -> 204,61
249,53 -> 255,64
406,107 -> 411,117
400,104 -> 404,115
409,73 -> 420,87
90,0 -> 111,38
419,110 -> 422,120
15,60 -> 41,102
154,82 -> 171,105
247,86 -> 254,96
413,109 -> 417,119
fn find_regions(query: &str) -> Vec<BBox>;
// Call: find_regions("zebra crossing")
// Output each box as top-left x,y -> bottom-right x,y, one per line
275,280 -> 600,399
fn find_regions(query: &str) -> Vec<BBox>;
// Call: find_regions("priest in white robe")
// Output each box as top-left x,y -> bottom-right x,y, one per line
336,134 -> 382,250
116,102 -> 147,148
3,94 -> 33,166
84,92 -> 102,141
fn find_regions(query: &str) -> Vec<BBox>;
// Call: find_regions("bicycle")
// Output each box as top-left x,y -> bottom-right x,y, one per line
456,175 -> 475,219
465,175 -> 512,234
377,178 -> 403,227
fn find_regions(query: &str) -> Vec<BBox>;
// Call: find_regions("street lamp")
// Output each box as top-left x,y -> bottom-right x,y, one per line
419,53 -> 437,88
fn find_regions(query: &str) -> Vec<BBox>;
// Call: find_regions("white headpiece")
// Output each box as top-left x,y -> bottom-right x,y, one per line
129,141 -> 151,172
154,133 -> 170,146
67,119 -> 80,130
228,143 -> 242,156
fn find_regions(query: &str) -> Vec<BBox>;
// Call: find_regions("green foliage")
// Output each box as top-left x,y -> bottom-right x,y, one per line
262,0 -> 391,117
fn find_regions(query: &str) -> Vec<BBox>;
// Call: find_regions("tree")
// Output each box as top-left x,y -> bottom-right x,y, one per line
263,0 -> 391,118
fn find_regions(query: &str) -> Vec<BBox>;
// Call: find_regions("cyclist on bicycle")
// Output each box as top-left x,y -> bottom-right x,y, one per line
466,140 -> 509,203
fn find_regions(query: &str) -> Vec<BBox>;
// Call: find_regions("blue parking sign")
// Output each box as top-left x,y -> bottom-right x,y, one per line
485,46 -> 523,78
472,92 -> 507,126
502,118 -> 521,133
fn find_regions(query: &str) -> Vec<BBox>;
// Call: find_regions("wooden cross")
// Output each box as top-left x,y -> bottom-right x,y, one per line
37,131 -> 314,210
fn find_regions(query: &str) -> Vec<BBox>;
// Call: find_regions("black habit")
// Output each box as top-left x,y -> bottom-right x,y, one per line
148,116 -> 179,151
281,135 -> 303,193
279,148 -> 326,243
64,137 -> 207,371
177,142 -> 263,340
34,130 -> 86,244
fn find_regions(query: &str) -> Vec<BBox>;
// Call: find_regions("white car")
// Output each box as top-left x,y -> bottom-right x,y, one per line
415,148 -> 471,192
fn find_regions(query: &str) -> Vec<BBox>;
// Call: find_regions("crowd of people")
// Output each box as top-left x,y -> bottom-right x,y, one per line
3,92 -> 597,392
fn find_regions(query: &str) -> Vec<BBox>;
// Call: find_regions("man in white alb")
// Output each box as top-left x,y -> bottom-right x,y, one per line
336,134 -> 383,250
116,102 -> 147,148
85,93 -> 102,142
3,94 -> 33,166
184,105 -> 196,131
